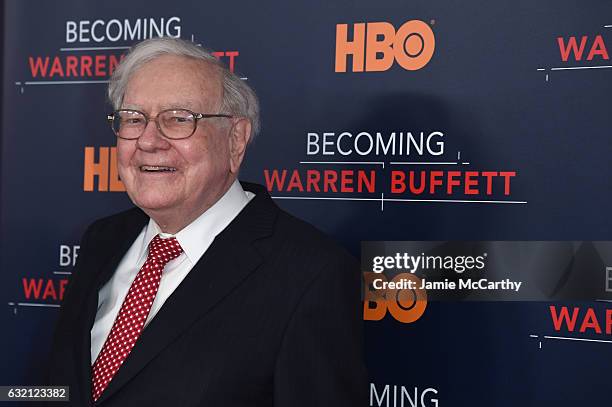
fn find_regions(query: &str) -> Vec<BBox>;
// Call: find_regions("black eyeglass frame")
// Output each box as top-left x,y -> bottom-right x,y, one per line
107,108 -> 234,140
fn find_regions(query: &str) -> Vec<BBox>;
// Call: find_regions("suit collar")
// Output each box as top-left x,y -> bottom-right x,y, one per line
92,181 -> 278,404
143,179 -> 253,265
76,207 -> 148,406
87,182 -> 274,294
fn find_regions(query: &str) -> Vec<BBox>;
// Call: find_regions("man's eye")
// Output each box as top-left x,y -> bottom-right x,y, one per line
172,116 -> 194,123
122,118 -> 144,125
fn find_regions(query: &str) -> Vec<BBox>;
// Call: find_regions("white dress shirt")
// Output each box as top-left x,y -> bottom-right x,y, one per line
90,180 -> 255,364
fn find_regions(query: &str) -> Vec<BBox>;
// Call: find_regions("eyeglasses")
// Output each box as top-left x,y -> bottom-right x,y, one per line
107,108 -> 233,140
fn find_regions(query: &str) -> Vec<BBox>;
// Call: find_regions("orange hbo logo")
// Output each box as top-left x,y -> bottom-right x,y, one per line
335,20 -> 435,72
363,272 -> 428,323
83,146 -> 126,192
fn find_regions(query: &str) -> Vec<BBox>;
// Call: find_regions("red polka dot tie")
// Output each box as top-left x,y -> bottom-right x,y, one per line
91,235 -> 183,402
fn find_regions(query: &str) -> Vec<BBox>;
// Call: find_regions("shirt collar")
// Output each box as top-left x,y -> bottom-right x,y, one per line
140,180 -> 253,265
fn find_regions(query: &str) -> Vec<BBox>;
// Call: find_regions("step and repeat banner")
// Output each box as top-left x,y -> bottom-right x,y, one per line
2,0 -> 612,405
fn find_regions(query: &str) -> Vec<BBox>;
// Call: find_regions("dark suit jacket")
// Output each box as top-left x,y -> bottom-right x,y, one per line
48,182 -> 367,406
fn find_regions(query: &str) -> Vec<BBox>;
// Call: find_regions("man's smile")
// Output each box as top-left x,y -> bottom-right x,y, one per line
139,165 -> 178,172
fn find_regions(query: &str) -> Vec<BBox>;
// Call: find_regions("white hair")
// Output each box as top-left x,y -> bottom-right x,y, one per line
108,37 -> 260,138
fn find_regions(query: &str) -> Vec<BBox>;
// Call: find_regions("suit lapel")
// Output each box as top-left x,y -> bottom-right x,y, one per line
75,209 -> 149,406
96,184 -> 277,404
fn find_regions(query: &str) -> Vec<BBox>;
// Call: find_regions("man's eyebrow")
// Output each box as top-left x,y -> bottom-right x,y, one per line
121,100 -> 203,111
161,104 -> 199,111
121,103 -> 142,110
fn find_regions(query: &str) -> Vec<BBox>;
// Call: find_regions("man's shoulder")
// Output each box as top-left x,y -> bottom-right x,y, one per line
240,181 -> 356,268
274,210 -> 341,249
265,207 -> 357,270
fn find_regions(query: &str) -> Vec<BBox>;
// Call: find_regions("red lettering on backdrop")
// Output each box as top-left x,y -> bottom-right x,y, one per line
391,170 -> 406,193
80,56 -> 93,76
264,169 -> 287,191
306,170 -> 321,192
66,56 -> 78,76
22,278 -> 68,301
429,171 -> 444,194
323,171 -> 338,192
29,57 -> 49,77
49,57 -> 64,77
287,170 -> 304,192
95,55 -> 106,76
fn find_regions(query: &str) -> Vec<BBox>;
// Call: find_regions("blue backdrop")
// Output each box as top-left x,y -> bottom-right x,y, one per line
2,1 -> 612,405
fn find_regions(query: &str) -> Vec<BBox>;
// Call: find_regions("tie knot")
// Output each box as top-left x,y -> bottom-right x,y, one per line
147,235 -> 183,266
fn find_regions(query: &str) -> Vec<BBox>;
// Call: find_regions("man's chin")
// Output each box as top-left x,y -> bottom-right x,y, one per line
130,196 -> 177,213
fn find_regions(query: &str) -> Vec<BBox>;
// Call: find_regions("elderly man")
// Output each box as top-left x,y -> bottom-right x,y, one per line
48,37 -> 367,406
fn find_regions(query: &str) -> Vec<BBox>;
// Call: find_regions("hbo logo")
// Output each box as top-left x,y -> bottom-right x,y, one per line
335,20 -> 435,72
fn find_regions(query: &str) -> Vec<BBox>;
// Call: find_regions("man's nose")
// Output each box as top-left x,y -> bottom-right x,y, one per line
136,119 -> 171,151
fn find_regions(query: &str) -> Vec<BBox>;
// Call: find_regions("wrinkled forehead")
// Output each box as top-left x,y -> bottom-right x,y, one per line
123,54 -> 224,113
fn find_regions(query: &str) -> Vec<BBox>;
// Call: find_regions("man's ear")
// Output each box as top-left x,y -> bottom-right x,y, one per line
228,118 -> 252,174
